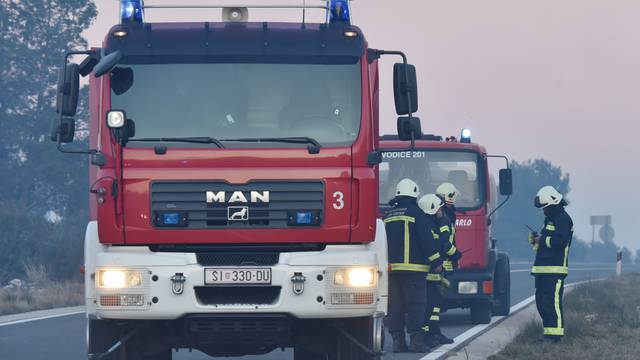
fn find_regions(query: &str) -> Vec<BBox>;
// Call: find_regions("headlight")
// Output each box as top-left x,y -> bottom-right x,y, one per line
458,281 -> 478,294
334,267 -> 377,287
97,269 -> 143,289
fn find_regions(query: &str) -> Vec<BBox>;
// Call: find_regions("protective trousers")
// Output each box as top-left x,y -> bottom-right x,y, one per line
423,279 -> 442,336
535,274 -> 565,338
388,272 -> 428,335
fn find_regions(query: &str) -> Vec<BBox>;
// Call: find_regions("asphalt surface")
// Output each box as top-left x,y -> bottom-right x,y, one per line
1,263 -> 636,360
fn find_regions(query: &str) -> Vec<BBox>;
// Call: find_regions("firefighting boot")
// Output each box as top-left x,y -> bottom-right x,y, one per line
433,333 -> 454,345
409,332 -> 430,353
391,332 -> 408,353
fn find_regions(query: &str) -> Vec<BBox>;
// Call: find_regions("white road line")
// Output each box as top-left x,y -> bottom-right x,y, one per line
510,267 -> 614,273
418,277 -> 606,360
0,310 -> 84,327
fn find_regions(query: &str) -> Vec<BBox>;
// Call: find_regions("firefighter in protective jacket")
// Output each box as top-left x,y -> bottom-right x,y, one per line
436,182 -> 463,275
384,179 -> 440,353
418,194 -> 455,347
529,186 -> 573,342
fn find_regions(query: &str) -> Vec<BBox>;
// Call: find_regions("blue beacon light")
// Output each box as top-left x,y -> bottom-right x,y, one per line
120,0 -> 145,23
327,0 -> 351,24
460,128 -> 472,143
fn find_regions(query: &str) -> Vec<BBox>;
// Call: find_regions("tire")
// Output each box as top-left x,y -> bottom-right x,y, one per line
492,254 -> 511,316
335,316 -> 382,360
87,319 -> 124,360
87,319 -> 172,360
470,301 -> 492,324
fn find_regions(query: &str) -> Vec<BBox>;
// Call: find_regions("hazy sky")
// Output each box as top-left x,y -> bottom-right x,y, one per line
85,1 -> 640,252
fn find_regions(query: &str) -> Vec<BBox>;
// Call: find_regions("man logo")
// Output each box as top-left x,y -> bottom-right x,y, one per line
228,206 -> 249,221
206,191 -> 270,204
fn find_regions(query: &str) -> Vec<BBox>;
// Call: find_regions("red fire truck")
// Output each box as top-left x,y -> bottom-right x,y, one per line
51,1 -> 424,359
379,130 -> 513,324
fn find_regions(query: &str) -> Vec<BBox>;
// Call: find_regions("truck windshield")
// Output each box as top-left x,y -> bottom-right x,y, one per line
110,62 -> 362,148
379,150 -> 484,210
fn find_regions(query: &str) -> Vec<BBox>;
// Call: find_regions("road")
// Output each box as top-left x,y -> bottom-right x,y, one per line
1,263 -> 636,360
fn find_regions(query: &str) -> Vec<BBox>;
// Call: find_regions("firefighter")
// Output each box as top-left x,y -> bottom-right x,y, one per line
436,182 -> 463,275
384,179 -> 437,353
418,194 -> 455,346
529,186 -> 573,342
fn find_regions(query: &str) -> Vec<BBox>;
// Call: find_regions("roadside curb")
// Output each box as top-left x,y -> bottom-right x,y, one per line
419,278 -> 605,360
0,305 -> 85,327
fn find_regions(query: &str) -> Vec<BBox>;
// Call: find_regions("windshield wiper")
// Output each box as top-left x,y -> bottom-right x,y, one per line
221,137 -> 321,154
128,137 -> 225,148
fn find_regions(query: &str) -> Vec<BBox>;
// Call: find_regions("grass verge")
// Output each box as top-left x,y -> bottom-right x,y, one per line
0,264 -> 83,316
490,274 -> 640,360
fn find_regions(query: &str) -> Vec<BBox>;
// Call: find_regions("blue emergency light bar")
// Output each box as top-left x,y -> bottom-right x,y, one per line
120,0 -> 144,23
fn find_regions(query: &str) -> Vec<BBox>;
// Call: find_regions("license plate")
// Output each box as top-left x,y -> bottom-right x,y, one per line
204,268 -> 272,285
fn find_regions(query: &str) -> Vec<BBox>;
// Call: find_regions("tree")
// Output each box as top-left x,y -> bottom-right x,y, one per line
0,0 -> 96,282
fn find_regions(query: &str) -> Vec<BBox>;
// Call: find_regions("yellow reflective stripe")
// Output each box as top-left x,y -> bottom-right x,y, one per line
428,252 -> 441,262
383,215 -> 415,223
439,225 -> 450,233
430,315 -> 440,321
531,266 -> 568,274
431,230 -> 440,239
446,246 -> 458,256
545,224 -> 556,231
390,263 -> 429,272
532,244 -> 539,251
404,220 -> 410,264
545,236 -> 552,248
544,327 -> 564,336
452,226 -> 456,236
422,325 -> 430,332
426,274 -> 442,281
434,307 -> 440,313
555,279 -> 563,330
563,246 -> 569,267
444,261 -> 453,271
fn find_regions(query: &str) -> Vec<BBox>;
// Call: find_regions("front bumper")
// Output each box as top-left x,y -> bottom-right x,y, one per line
84,224 -> 388,320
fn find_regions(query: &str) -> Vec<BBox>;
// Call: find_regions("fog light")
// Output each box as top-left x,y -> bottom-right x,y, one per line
458,281 -> 478,294
100,294 -> 145,307
334,267 -> 377,287
98,269 -> 143,289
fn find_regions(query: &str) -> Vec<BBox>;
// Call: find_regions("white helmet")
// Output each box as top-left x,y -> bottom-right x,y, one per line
395,178 -> 420,198
534,186 -> 563,208
418,194 -> 444,215
436,182 -> 458,205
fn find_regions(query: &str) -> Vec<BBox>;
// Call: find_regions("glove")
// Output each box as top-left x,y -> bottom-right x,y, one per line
528,232 -> 539,244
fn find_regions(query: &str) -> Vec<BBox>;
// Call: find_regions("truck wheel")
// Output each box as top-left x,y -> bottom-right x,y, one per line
470,301 -> 492,324
336,315 -> 383,360
87,319 -> 124,360
492,254 -> 511,316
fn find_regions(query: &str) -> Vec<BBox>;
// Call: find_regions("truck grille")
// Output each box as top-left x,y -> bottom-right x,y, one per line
195,286 -> 281,305
196,253 -> 279,266
184,315 -> 291,345
151,181 -> 323,229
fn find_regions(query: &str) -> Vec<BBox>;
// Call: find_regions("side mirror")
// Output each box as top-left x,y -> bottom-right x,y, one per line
93,50 -> 122,77
397,116 -> 422,141
393,63 -> 418,115
499,168 -> 513,196
56,63 -> 80,117
50,117 -> 75,143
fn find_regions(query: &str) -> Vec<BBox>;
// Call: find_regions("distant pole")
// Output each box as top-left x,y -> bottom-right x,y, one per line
616,251 -> 622,277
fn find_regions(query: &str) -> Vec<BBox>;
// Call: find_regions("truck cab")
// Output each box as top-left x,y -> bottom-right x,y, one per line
379,132 -> 513,324
52,1 -> 423,359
